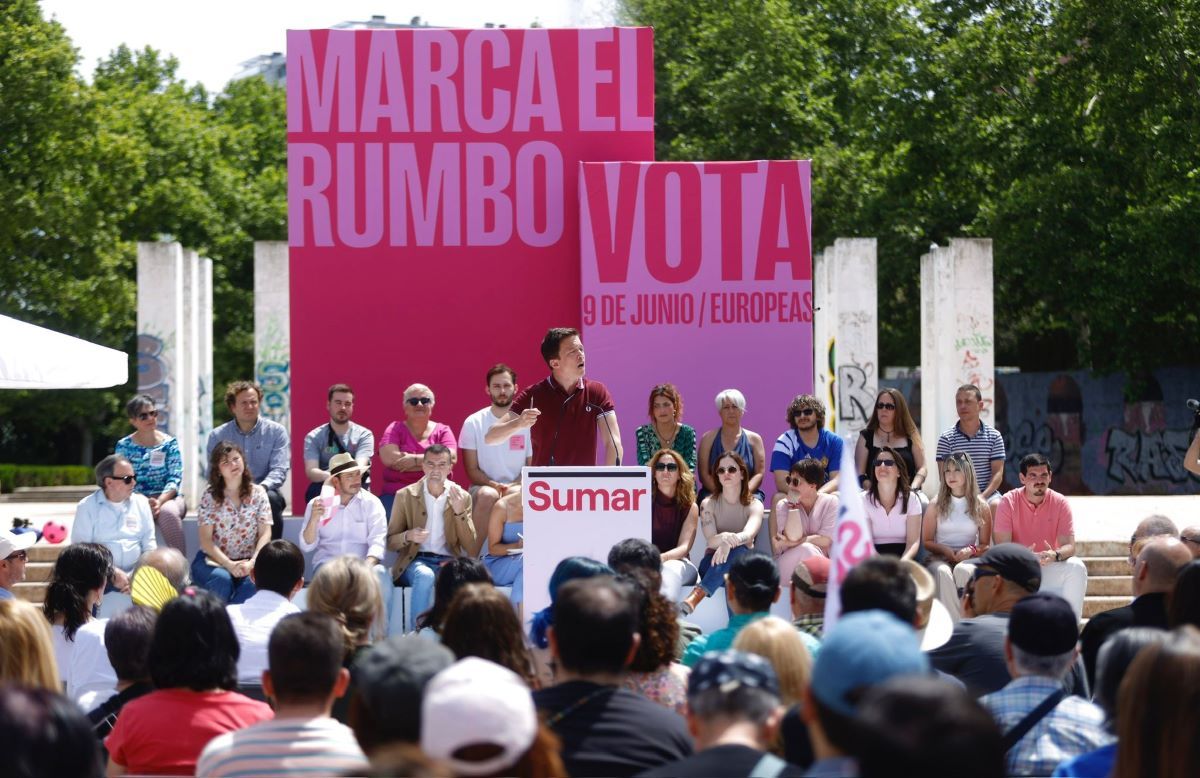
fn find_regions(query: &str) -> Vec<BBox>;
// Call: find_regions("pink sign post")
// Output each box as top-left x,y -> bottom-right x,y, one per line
286,28 -> 655,508
579,161 -> 814,500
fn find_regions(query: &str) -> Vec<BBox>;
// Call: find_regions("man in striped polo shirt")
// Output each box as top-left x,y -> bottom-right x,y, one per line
936,384 -> 1006,504
196,612 -> 368,777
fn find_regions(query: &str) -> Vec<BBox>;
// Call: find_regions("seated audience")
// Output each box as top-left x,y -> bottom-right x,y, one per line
529,556 -> 614,687
1053,627 -> 1169,777
981,593 -> 1110,777
770,458 -> 836,586
789,555 -> 829,641
771,394 -> 842,495
72,454 -> 156,593
862,446 -> 922,558
732,616 -> 812,707
302,382 -> 374,502
481,487 -> 524,611
0,685 -> 103,778
854,387 -> 928,496
226,539 -> 304,687
680,452 -> 764,616
1181,524 -> 1200,558
1111,625 -> 1200,778
643,650 -> 802,777
647,448 -> 700,603
440,583 -> 537,687
306,555 -> 384,723
378,383 -> 458,513
348,635 -> 454,756
619,569 -> 688,714
1168,558 -> 1200,629
1125,513 -> 1179,566
683,552 -> 786,667
696,388 -> 766,504
88,605 -> 156,742
422,657 -> 565,777
197,612 -> 369,776
607,538 -> 702,660
105,589 -> 272,775
855,675 -> 1004,778
935,383 -> 1005,503
905,559 -> 954,651
0,526 -> 36,600
801,610 -> 930,776
134,547 -> 189,595
635,383 -> 698,469
0,598 -> 61,690
1080,536 -> 1190,688
299,452 -> 387,572
116,393 -> 187,553
532,576 -> 692,776
193,441 -> 272,604
415,557 -> 493,639
43,543 -> 117,707
922,451 -> 992,620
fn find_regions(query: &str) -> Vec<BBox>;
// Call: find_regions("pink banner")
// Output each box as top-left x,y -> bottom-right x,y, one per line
580,161 -> 813,497
286,28 -> 655,506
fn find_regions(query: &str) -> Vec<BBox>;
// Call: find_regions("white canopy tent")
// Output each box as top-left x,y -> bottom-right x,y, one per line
0,315 -> 128,389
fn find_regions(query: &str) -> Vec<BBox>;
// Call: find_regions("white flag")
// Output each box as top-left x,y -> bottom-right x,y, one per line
823,434 -> 876,633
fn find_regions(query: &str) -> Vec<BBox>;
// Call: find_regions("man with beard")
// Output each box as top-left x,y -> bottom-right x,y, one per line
458,364 -> 532,555
303,383 -> 375,502
770,395 -> 842,494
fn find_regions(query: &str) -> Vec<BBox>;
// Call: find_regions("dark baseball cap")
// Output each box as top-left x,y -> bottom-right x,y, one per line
688,650 -> 780,700
1009,593 -> 1079,655
977,543 -> 1042,592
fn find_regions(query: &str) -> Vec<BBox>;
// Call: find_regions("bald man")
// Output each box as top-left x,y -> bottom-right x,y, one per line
1080,536 -> 1192,687
1180,526 -> 1200,559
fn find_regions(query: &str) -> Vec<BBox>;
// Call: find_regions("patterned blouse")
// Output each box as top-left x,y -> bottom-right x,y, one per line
198,485 -> 271,561
623,663 -> 690,717
116,434 -> 184,496
635,424 -> 697,471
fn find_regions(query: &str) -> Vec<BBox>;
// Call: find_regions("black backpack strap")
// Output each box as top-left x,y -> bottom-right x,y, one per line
1002,689 -> 1065,752
326,424 -> 349,454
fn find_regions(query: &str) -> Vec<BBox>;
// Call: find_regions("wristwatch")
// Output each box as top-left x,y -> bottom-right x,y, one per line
1053,549 -> 1062,562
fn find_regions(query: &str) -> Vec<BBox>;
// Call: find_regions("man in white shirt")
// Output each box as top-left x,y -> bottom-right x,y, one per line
72,455 -> 156,593
458,364 -> 532,554
227,540 -> 304,687
300,453 -> 387,571
198,612 -> 368,776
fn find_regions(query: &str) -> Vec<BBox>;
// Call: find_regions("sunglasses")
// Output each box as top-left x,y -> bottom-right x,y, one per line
717,465 -> 740,475
5,550 -> 27,562
958,568 -> 1000,599
406,397 -> 433,406
785,476 -> 805,487
798,408 -> 816,417
875,402 -> 896,411
136,409 -> 158,421
107,475 -> 137,484
874,459 -> 896,468
654,462 -> 679,472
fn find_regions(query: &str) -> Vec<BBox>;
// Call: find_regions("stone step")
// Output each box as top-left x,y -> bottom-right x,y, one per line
1076,540 -> 1128,557
1083,557 -> 1130,576
1,485 -> 92,503
13,582 -> 46,604
24,562 -> 54,582
1083,596 -> 1131,619
1086,576 -> 1131,596
27,543 -> 68,563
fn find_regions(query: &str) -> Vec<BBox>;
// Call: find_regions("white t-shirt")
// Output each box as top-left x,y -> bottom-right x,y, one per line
227,590 -> 301,685
458,407 -> 531,484
52,620 -> 117,709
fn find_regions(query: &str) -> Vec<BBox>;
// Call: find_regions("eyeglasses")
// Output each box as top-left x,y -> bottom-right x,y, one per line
875,402 -> 896,411
106,475 -> 137,484
798,408 -> 816,417
406,397 -> 433,406
959,568 -> 1001,599
1183,536 -> 1200,545
874,459 -> 896,468
136,410 -> 158,421
654,462 -> 679,472
5,550 -> 27,562
785,476 -> 804,486
717,466 -> 740,475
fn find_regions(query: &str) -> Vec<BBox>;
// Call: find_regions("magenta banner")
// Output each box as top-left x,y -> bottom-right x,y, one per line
579,161 -> 814,496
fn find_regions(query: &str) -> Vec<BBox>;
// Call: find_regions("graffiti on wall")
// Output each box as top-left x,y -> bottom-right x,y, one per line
137,333 -> 172,434
1105,428 -> 1195,485
837,362 -> 876,428
256,355 -> 290,425
196,374 -> 211,478
954,316 -> 995,420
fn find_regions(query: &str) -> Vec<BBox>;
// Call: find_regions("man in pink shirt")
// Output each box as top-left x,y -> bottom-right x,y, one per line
992,453 -> 1088,619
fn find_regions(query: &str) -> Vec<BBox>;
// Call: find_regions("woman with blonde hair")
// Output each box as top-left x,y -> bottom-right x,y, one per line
0,598 -> 61,690
854,387 -> 927,497
648,448 -> 699,603
731,615 -> 812,707
306,555 -> 384,722
921,451 -> 991,620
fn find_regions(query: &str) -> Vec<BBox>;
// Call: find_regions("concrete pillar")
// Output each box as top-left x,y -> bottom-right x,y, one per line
178,250 -> 200,507
919,238 -> 995,494
813,239 -> 878,438
196,257 -> 214,490
254,241 -> 291,504
136,243 -> 186,441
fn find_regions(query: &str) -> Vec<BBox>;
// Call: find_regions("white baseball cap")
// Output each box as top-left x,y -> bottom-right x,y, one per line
421,657 -> 537,776
0,529 -> 36,560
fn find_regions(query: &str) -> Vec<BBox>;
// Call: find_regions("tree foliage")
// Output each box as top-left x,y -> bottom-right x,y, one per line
0,0 -> 284,463
622,0 -> 1200,384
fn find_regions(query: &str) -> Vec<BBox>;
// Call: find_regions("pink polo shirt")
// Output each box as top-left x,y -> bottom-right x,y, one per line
993,487 -> 1074,552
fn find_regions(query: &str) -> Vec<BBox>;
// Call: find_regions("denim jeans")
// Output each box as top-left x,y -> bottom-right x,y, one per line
696,545 -> 752,597
191,550 -> 256,604
396,553 -> 449,632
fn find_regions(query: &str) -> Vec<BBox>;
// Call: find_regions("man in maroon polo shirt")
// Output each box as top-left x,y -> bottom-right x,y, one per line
485,327 -> 623,466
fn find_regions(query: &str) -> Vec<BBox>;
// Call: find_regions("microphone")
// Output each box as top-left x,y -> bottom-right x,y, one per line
1187,399 -> 1200,411
546,391 -> 578,466
587,403 -> 622,466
